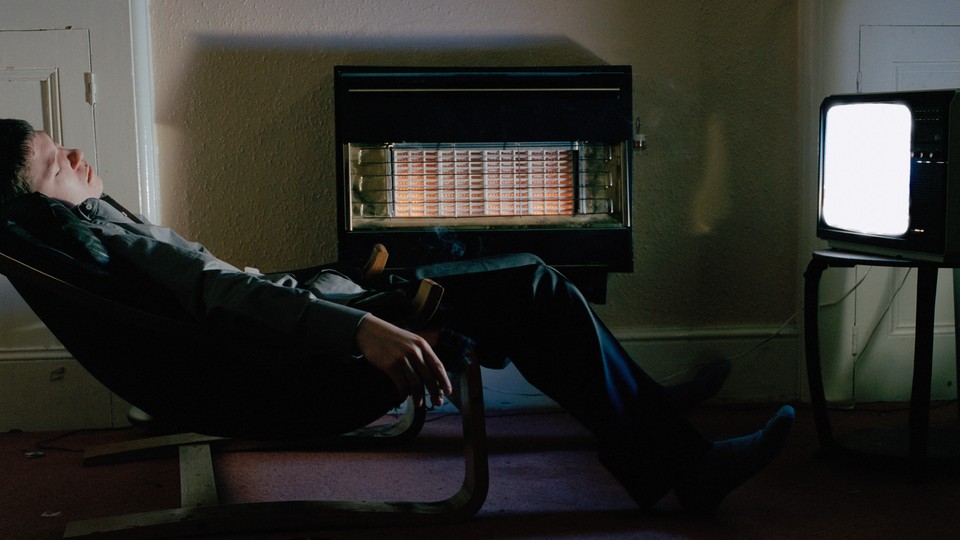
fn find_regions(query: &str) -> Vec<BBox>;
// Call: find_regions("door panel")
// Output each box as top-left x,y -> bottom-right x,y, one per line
853,25 -> 960,401
0,67 -> 62,138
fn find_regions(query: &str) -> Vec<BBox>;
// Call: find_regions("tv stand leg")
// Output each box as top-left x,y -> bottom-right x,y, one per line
953,269 -> 960,420
804,254 -> 835,451
909,265 -> 938,463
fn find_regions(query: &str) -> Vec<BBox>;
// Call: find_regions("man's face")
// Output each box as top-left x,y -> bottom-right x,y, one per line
25,131 -> 103,206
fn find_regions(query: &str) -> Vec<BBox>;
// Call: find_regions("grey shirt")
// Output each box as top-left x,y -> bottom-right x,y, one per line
72,197 -> 367,362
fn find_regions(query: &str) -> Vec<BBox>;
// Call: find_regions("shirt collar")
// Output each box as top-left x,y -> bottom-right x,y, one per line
72,196 -> 133,223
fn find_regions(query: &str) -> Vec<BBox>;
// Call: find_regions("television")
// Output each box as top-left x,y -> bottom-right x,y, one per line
817,89 -> 960,262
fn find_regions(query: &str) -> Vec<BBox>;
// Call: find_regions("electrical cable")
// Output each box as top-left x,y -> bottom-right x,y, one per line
818,266 -> 873,308
653,309 -> 799,386
726,311 -> 799,362
652,265 -> 892,387
848,267 -> 913,403
813,265 -> 914,405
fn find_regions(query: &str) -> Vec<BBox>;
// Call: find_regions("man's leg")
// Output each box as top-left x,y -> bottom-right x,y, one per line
426,256 -> 793,512
427,258 -> 710,504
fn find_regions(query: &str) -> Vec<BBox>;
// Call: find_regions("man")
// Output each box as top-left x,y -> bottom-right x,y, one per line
0,118 -> 793,514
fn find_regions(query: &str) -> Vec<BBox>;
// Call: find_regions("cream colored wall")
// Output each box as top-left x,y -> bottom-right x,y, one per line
148,0 -> 799,338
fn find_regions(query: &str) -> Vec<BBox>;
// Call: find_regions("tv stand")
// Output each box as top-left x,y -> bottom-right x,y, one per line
804,249 -> 960,469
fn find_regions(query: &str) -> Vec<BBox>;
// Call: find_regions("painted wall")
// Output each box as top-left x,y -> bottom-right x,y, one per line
149,0 -> 800,343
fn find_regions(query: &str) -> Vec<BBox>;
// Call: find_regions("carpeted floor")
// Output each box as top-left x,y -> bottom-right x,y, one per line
2,403 -> 958,539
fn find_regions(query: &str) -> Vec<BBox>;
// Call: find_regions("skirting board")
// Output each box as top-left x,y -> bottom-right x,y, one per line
0,325 -> 802,429
0,356 -> 123,431
434,325 -> 802,413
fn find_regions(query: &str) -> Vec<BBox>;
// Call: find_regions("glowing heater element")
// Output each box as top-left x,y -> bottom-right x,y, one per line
821,103 -> 912,236
347,141 -> 626,230
392,145 -> 575,217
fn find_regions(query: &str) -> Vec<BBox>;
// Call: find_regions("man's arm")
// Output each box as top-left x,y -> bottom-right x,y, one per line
94,226 -> 449,404
355,314 -> 451,407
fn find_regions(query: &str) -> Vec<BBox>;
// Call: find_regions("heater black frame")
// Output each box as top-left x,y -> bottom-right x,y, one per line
334,66 -> 634,300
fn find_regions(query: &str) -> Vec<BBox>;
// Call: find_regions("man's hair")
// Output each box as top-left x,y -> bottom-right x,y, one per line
0,119 -> 36,205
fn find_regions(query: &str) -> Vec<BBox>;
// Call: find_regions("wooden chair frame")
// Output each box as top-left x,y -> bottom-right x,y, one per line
62,362 -> 487,539
0,239 -> 489,539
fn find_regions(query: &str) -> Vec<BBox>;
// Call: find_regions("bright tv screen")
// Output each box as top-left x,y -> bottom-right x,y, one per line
817,89 -> 960,261
821,103 -> 912,236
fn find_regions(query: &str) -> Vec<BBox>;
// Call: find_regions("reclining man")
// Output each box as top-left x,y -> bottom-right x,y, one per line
0,118 -> 794,514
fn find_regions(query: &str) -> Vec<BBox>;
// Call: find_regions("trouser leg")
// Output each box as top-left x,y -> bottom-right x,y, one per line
429,259 -> 710,480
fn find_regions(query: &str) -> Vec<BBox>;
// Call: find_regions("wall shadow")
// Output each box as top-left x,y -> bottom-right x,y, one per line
157,35 -> 605,271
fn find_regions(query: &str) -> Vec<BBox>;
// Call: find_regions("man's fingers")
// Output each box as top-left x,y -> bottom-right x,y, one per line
402,347 -> 449,407
404,350 -> 442,407
354,314 -> 452,407
423,348 -> 452,400
434,357 -> 453,397
391,355 -> 430,407
402,357 -> 426,405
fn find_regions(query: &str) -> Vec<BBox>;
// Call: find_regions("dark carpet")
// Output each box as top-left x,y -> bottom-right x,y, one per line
2,403 -> 958,539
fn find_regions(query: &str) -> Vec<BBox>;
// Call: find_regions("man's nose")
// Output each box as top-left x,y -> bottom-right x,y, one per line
66,148 -> 84,168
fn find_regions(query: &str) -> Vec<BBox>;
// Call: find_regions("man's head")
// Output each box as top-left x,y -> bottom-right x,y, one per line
0,119 -> 35,205
0,118 -> 103,206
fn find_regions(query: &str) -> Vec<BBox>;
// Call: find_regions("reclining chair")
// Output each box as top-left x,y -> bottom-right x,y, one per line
0,193 -> 488,538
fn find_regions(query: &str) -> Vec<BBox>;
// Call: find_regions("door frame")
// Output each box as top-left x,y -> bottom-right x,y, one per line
0,0 -> 156,429
0,0 -> 158,220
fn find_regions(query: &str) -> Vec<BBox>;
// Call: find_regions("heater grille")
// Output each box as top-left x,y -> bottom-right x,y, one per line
348,141 -> 624,229
392,144 -> 575,218
334,65 -> 634,288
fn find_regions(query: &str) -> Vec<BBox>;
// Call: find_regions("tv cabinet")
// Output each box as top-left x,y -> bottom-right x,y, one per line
804,249 -> 960,469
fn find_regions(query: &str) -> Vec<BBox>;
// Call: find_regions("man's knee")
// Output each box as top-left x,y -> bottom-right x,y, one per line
414,252 -> 545,279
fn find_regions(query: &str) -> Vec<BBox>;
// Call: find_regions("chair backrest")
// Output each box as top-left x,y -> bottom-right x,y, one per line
0,194 -> 376,438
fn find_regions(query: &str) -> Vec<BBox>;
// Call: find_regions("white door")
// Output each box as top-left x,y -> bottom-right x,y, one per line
0,29 -> 117,430
851,25 -> 960,402
0,29 -> 96,353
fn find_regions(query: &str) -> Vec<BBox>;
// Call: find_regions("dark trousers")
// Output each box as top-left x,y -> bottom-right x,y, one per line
416,255 -> 710,479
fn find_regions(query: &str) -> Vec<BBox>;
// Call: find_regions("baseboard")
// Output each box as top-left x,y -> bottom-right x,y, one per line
620,325 -> 801,404
0,355 -> 118,431
0,346 -> 72,362
1,326 -> 803,428
435,324 -> 802,413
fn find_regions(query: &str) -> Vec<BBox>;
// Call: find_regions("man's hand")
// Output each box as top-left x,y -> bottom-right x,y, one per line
355,314 -> 452,407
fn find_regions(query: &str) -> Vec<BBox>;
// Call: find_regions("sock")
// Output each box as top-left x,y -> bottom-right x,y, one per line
663,357 -> 732,411
675,405 -> 795,513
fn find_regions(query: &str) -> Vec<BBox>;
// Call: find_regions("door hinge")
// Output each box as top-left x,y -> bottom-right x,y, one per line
84,72 -> 96,105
